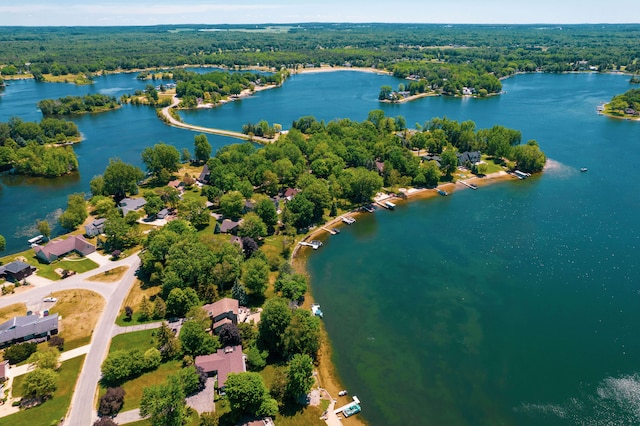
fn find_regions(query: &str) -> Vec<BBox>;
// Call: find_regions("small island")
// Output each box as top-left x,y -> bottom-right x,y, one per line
37,94 -> 120,116
602,88 -> 640,120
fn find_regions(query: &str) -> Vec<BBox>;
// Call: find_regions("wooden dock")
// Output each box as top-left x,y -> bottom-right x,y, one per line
458,180 -> 478,190
321,227 -> 337,235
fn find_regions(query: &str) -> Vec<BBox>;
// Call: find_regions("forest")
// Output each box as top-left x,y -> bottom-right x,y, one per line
0,117 -> 80,177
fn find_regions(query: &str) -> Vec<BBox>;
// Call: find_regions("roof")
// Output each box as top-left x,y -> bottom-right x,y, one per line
229,235 -> 244,250
168,180 -> 183,188
284,188 -> 300,199
84,218 -> 107,236
457,151 -> 481,165
202,297 -> 239,318
119,197 -> 147,216
219,219 -> 240,233
157,208 -> 170,219
0,314 -> 59,345
198,165 -> 210,182
0,260 -> 33,275
194,345 -> 245,388
34,235 -> 96,262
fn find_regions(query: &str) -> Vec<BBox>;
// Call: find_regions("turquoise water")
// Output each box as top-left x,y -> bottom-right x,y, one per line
1,70 -> 639,425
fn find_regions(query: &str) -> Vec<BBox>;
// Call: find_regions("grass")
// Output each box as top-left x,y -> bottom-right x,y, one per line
0,249 -> 99,282
115,279 -> 161,326
109,329 -> 157,354
42,73 -> 93,85
0,303 -> 27,323
49,289 -> 105,350
86,266 -> 129,283
481,156 -> 506,174
1,355 -> 85,426
98,360 -> 181,412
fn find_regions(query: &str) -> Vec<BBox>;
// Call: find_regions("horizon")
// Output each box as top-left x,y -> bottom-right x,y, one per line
0,1 -> 638,27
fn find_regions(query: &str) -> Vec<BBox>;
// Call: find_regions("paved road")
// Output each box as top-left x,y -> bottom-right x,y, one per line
63,254 -> 141,426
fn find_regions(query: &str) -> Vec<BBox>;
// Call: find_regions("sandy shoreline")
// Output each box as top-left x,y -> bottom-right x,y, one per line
291,65 -> 391,76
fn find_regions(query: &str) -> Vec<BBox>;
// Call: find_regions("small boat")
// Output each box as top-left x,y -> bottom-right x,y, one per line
361,204 -> 375,213
384,201 -> 396,210
338,390 -> 348,396
437,189 -> 448,196
311,304 -> 323,318
342,216 -> 356,225
331,228 -> 340,234
580,167 -> 588,172
343,404 -> 361,417
27,235 -> 44,245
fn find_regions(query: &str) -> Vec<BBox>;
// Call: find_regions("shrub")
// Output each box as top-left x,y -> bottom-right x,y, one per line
98,386 -> 125,417
4,342 -> 37,364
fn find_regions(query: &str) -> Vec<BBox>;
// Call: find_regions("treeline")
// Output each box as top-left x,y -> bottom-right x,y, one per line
0,24 -> 638,80
172,69 -> 286,108
37,94 -> 120,116
0,117 -> 80,176
606,88 -> 640,116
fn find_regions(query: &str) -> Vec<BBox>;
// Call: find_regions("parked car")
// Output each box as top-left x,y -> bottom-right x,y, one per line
43,297 -> 57,302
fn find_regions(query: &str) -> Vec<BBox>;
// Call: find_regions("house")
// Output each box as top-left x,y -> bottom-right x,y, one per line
156,208 -> 170,219
34,235 -> 96,264
201,297 -> 239,333
0,261 -> 36,282
84,217 -> 107,237
457,151 -> 482,167
243,199 -> 256,213
0,314 -> 59,347
197,165 -> 210,183
119,197 -> 147,217
219,219 -> 240,234
229,235 -> 244,252
283,188 -> 300,201
422,154 -> 441,168
194,345 -> 246,392
168,180 -> 184,191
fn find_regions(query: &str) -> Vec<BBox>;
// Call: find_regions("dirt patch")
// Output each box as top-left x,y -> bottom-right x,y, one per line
49,289 -> 105,347
0,303 -> 27,323
86,266 -> 129,283
120,279 -> 160,312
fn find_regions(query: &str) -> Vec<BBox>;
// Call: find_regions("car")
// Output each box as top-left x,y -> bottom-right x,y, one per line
43,297 -> 57,302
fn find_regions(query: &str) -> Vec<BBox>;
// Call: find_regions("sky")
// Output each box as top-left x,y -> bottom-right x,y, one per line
0,0 -> 637,26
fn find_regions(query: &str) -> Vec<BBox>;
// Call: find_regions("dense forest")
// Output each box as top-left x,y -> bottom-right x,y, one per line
0,117 -> 80,176
37,94 -> 120,116
0,24 -> 638,79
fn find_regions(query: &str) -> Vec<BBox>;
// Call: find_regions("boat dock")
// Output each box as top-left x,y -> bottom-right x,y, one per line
458,180 -> 478,190
298,240 -> 323,250
334,396 -> 361,415
514,170 -> 531,179
361,204 -> 375,213
321,227 -> 338,235
342,216 -> 356,225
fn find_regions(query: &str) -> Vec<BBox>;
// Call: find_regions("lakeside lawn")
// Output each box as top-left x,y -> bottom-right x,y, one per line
49,289 -> 105,350
2,356 -> 85,426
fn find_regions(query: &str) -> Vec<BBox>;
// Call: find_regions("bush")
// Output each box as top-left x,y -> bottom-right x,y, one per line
4,342 -> 38,364
98,386 -> 125,417
48,335 -> 65,351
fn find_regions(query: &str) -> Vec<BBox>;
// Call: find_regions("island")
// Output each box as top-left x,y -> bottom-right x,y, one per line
602,88 -> 640,120
37,94 -> 121,116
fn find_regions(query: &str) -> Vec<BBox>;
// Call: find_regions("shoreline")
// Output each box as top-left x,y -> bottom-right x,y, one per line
291,169 -> 517,425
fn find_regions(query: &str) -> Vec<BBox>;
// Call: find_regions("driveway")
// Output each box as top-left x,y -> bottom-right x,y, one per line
186,377 -> 216,414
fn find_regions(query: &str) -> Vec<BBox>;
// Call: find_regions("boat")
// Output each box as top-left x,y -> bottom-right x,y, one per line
342,216 -> 356,225
384,201 -> 396,210
331,228 -> 340,234
437,189 -> 448,196
27,235 -> 44,245
514,170 -> 531,179
311,304 -> 323,318
361,204 -> 375,213
343,404 -> 361,417
580,167 -> 588,172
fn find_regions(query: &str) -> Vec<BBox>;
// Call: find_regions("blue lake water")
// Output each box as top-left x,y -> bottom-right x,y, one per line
1,69 -> 639,425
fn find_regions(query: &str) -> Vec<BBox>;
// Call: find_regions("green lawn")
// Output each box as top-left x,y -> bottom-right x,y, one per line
109,329 -> 157,353
481,156 -> 506,174
1,356 -> 85,426
0,249 -> 99,282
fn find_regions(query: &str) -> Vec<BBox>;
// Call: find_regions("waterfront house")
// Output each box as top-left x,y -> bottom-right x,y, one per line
84,217 -> 107,237
119,197 -> 147,217
201,297 -> 239,334
0,314 -> 59,347
0,261 -> 36,282
194,345 -> 246,393
197,165 -> 210,183
457,151 -> 481,167
34,235 -> 96,264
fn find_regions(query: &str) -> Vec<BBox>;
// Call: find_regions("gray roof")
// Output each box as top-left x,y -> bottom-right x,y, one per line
219,219 -> 240,233
119,197 -> 147,216
0,314 -> 59,345
0,261 -> 32,275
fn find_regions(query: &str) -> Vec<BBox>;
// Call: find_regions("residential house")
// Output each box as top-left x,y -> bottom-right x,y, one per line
194,345 -> 246,393
197,165 -> 210,183
84,217 -> 107,237
219,219 -> 240,234
156,208 -> 170,219
0,314 -> 59,347
201,297 -> 239,333
457,151 -> 482,167
34,235 -> 96,264
0,261 -> 36,282
283,188 -> 300,201
422,154 -> 441,168
119,197 -> 147,217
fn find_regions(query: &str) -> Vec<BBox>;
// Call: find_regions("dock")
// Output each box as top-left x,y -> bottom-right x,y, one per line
298,240 -> 323,250
458,180 -> 478,190
334,396 -> 361,415
321,227 -> 338,235
514,170 -> 531,179
342,216 -> 356,225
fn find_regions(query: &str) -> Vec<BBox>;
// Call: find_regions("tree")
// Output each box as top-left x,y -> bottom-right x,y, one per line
166,287 -> 200,318
142,143 -> 181,182
98,386 -> 126,417
258,298 -> 292,358
225,372 -> 277,418
59,192 -> 88,230
0,234 -> 5,252
48,335 -> 65,351
124,306 -> 133,321
238,212 -> 267,240
103,215 -> 141,251
177,365 -> 206,396
144,347 -> 162,369
23,368 -> 58,401
156,322 -> 180,360
36,219 -> 51,239
194,134 -> 211,164
153,296 -> 167,320
285,353 -> 315,401
275,272 -> 308,301
4,342 -> 37,364
219,191 -> 244,219
241,237 -> 258,259
103,159 -> 144,200
378,85 -> 393,100
139,296 -> 152,321
284,308 -> 321,360
340,167 -> 383,204
199,412 -> 221,426
178,198 -> 210,230
512,140 -> 546,173
90,175 -> 106,196
181,148 -> 191,164
140,374 -> 189,426
439,146 -> 458,177
231,280 -> 248,306
93,418 -> 119,426
242,257 -> 269,298
179,320 -> 220,357
218,323 -> 242,347
27,347 -> 60,370
144,193 -> 165,218
254,198 -> 278,234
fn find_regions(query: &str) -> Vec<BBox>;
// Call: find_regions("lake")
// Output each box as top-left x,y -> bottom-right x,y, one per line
1,69 -> 638,425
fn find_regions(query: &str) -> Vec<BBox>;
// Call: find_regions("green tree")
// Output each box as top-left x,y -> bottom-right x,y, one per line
378,85 -> 393,100
219,191 -> 244,219
512,140 -> 547,173
27,347 -> 60,370
156,322 -> 180,360
258,298 -> 292,358
140,374 -> 189,426
139,296 -> 152,321
103,215 -> 141,252
179,320 -> 220,357
340,167 -> 383,204
284,308 -> 321,360
194,134 -> 212,164
253,198 -> 278,234
142,143 -> 181,182
0,235 -> 6,252
225,372 -> 278,418
23,368 -> 58,401
238,212 -> 267,240
178,198 -> 210,230
275,272 -> 308,301
439,146 -> 459,177
166,287 -> 200,318
36,219 -> 51,239
285,353 -> 315,400
181,148 -> 191,164
242,257 -> 269,298
144,193 -> 165,218
58,193 -> 88,230
103,159 -> 144,200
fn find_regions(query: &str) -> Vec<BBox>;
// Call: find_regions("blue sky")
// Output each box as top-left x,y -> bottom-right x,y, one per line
0,0 -> 637,26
